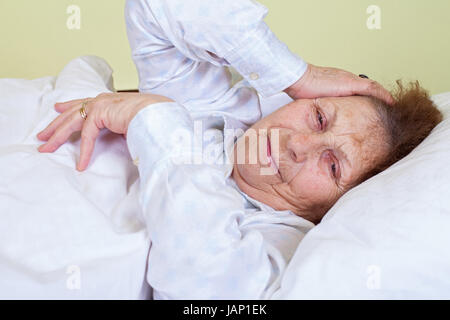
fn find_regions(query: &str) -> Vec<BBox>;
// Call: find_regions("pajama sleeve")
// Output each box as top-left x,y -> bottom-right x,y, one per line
125,0 -> 308,100
126,102 -> 314,299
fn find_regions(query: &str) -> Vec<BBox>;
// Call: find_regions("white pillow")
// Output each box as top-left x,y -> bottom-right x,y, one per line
274,92 -> 450,299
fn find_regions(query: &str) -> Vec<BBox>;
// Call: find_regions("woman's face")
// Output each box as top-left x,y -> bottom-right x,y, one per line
232,96 -> 390,223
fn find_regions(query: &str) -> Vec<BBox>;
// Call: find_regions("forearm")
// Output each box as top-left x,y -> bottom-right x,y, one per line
222,20 -> 308,97
126,0 -> 308,98
282,64 -> 312,100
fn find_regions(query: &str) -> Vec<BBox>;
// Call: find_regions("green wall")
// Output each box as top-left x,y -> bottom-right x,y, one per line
1,0 -> 449,94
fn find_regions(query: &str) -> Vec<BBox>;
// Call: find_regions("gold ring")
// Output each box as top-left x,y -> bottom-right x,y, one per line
79,101 -> 88,120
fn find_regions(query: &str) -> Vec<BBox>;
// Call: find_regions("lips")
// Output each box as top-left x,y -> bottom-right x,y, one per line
267,135 -> 280,175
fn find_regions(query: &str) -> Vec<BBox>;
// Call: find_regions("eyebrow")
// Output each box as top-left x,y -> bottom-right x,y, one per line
335,144 -> 351,181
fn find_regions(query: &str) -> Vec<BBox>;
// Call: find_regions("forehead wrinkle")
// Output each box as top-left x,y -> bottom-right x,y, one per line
333,140 -> 354,192
319,97 -> 337,122
322,98 -> 374,189
334,131 -> 371,191
326,97 -> 386,191
330,107 -> 368,170
321,99 -> 352,164
335,140 -> 352,170
324,99 -> 358,139
323,100 -> 357,187
349,133 -> 380,180
340,133 -> 367,166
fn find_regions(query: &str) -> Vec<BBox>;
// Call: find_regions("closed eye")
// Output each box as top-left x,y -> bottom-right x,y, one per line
325,150 -> 341,181
331,161 -> 338,178
315,106 -> 327,131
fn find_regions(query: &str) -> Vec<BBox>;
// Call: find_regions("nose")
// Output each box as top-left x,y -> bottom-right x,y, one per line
286,132 -> 324,163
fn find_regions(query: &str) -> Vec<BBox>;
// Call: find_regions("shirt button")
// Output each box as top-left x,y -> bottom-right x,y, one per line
249,72 -> 259,80
133,157 -> 140,166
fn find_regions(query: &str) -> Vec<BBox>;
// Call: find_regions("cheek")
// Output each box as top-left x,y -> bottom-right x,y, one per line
290,166 -> 333,203
262,105 -> 310,131
237,162 -> 280,189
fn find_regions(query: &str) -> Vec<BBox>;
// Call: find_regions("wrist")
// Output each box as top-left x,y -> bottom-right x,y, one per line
128,95 -> 174,131
144,93 -> 174,105
284,64 -> 312,99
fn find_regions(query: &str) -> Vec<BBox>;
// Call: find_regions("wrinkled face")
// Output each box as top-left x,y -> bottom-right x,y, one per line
232,96 -> 390,223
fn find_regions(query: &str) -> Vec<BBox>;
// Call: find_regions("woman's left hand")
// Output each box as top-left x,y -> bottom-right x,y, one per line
37,92 -> 174,171
284,64 -> 395,106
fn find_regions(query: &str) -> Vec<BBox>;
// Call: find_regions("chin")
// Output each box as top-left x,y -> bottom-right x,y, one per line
235,163 -> 260,187
235,162 -> 280,192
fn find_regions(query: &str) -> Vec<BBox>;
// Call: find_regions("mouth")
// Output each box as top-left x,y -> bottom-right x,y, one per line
267,135 -> 280,175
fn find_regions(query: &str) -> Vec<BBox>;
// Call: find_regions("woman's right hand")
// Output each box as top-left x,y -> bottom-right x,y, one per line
37,92 -> 174,171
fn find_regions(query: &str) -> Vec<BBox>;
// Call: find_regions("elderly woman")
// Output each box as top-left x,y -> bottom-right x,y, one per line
37,0 -> 442,299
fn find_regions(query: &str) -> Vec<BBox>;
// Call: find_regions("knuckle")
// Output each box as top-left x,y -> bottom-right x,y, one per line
98,92 -> 110,98
52,126 -> 62,138
367,80 -> 379,91
92,98 -> 104,108
96,93 -> 111,103
49,134 -> 62,147
49,116 -> 61,127
88,108 -> 99,120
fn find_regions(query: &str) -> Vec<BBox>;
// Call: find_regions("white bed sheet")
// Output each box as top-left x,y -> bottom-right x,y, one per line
0,56 -> 151,299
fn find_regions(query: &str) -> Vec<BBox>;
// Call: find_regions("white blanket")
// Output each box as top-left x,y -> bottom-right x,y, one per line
0,56 -> 151,299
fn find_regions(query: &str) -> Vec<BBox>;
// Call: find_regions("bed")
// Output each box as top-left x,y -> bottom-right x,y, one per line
1,56 -> 449,299
0,56 -> 151,299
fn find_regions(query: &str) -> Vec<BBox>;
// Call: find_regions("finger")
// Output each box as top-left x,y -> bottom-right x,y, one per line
77,119 -> 100,172
355,79 -> 395,106
55,98 -> 91,113
37,110 -> 76,141
38,111 -> 83,153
